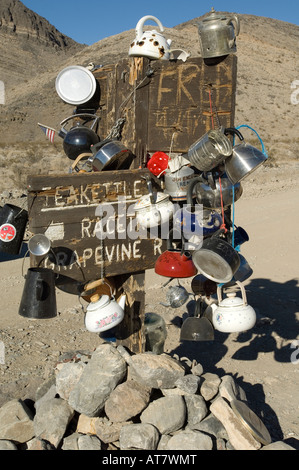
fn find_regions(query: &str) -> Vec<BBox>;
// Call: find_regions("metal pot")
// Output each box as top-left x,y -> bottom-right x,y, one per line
164,165 -> 195,201
187,127 -> 233,172
197,8 -> 240,59
187,173 -> 243,209
89,140 -> 134,171
224,127 -> 268,185
192,229 -> 240,284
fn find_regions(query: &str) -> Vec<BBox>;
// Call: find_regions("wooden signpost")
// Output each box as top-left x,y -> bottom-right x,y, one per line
27,55 -> 237,353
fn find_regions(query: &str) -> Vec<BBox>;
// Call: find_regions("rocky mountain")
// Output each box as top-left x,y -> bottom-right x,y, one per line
0,0 -> 84,95
0,0 -> 298,168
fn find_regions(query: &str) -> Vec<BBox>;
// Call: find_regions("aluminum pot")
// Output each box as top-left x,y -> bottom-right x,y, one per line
186,173 -> 243,209
187,127 -> 233,172
90,140 -> 134,171
164,165 -> 195,201
224,127 -> 268,184
192,230 -> 240,284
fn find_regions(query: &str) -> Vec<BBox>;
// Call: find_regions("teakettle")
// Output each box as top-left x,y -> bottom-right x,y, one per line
85,293 -> 126,333
59,114 -> 100,161
197,8 -> 240,59
211,281 -> 256,333
155,230 -> 197,278
186,172 -> 243,210
134,175 -> 174,229
129,15 -> 172,60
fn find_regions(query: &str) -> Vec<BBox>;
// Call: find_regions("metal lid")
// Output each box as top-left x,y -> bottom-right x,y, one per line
56,66 -> 96,105
230,399 -> 272,446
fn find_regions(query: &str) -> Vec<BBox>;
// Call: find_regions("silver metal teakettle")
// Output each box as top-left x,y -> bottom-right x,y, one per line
197,8 -> 240,59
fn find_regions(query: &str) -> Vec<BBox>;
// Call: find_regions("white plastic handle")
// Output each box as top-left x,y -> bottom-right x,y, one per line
217,280 -> 248,306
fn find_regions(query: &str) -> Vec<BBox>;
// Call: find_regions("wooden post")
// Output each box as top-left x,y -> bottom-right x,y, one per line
115,271 -> 146,354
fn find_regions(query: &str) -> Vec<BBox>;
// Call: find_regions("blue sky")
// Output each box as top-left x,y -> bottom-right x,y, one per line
22,0 -> 299,45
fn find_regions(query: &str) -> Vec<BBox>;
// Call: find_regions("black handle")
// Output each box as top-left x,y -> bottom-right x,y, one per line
224,127 -> 244,142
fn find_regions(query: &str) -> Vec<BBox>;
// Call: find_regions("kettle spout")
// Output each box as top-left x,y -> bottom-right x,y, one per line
118,294 -> 126,311
167,38 -> 172,47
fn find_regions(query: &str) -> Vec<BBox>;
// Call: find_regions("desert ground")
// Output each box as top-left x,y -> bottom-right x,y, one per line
0,158 -> 298,446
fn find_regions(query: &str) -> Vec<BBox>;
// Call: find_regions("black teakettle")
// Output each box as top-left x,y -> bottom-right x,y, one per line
59,114 -> 100,160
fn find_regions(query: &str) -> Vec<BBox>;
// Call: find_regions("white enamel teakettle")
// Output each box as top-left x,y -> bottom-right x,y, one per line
129,15 -> 190,61
133,175 -> 174,229
211,281 -> 256,333
85,293 -> 126,333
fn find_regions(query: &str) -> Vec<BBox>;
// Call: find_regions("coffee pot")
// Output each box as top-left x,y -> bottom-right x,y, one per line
197,8 -> 240,59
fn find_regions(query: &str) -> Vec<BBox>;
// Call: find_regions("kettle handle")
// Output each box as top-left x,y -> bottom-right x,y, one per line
136,15 -> 164,41
186,176 -> 204,206
224,127 -> 244,142
227,14 -> 240,37
217,280 -> 248,306
60,114 -> 99,132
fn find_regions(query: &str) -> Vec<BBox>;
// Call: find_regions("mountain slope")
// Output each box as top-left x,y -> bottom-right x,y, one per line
0,0 -> 84,90
0,3 -> 298,165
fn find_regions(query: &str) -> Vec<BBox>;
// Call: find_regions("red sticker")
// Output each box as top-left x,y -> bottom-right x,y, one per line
0,224 -> 16,242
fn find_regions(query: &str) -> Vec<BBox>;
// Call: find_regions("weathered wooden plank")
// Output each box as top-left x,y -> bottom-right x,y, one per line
92,56 -> 237,156
27,169 -> 167,281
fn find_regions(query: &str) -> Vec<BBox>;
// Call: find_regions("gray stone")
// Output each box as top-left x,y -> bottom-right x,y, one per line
175,374 -> 201,394
210,397 -> 261,450
184,395 -> 208,428
55,362 -> 85,401
94,417 -> 128,444
78,434 -> 102,450
105,380 -> 151,422
157,434 -> 171,450
128,353 -> 185,389
119,423 -> 160,450
0,440 -> 18,450
141,395 -> 186,434
261,441 -> 296,450
26,437 -> 55,450
166,431 -> 213,450
68,343 -> 127,417
200,373 -> 221,401
34,384 -> 57,411
219,375 -> 247,403
0,399 -> 34,444
190,412 -> 228,440
33,397 -> 75,448
62,432 -> 81,450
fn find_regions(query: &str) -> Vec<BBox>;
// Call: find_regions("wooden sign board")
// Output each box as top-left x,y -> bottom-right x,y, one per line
27,169 -> 167,283
93,55 -> 237,161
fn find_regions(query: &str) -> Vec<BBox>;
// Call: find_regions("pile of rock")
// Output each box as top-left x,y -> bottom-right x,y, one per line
0,343 -> 295,451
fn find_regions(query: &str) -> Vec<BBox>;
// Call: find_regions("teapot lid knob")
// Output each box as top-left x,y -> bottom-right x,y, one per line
227,292 -> 237,299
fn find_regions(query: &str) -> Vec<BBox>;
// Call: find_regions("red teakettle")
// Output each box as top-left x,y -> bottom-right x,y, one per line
155,230 -> 197,278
